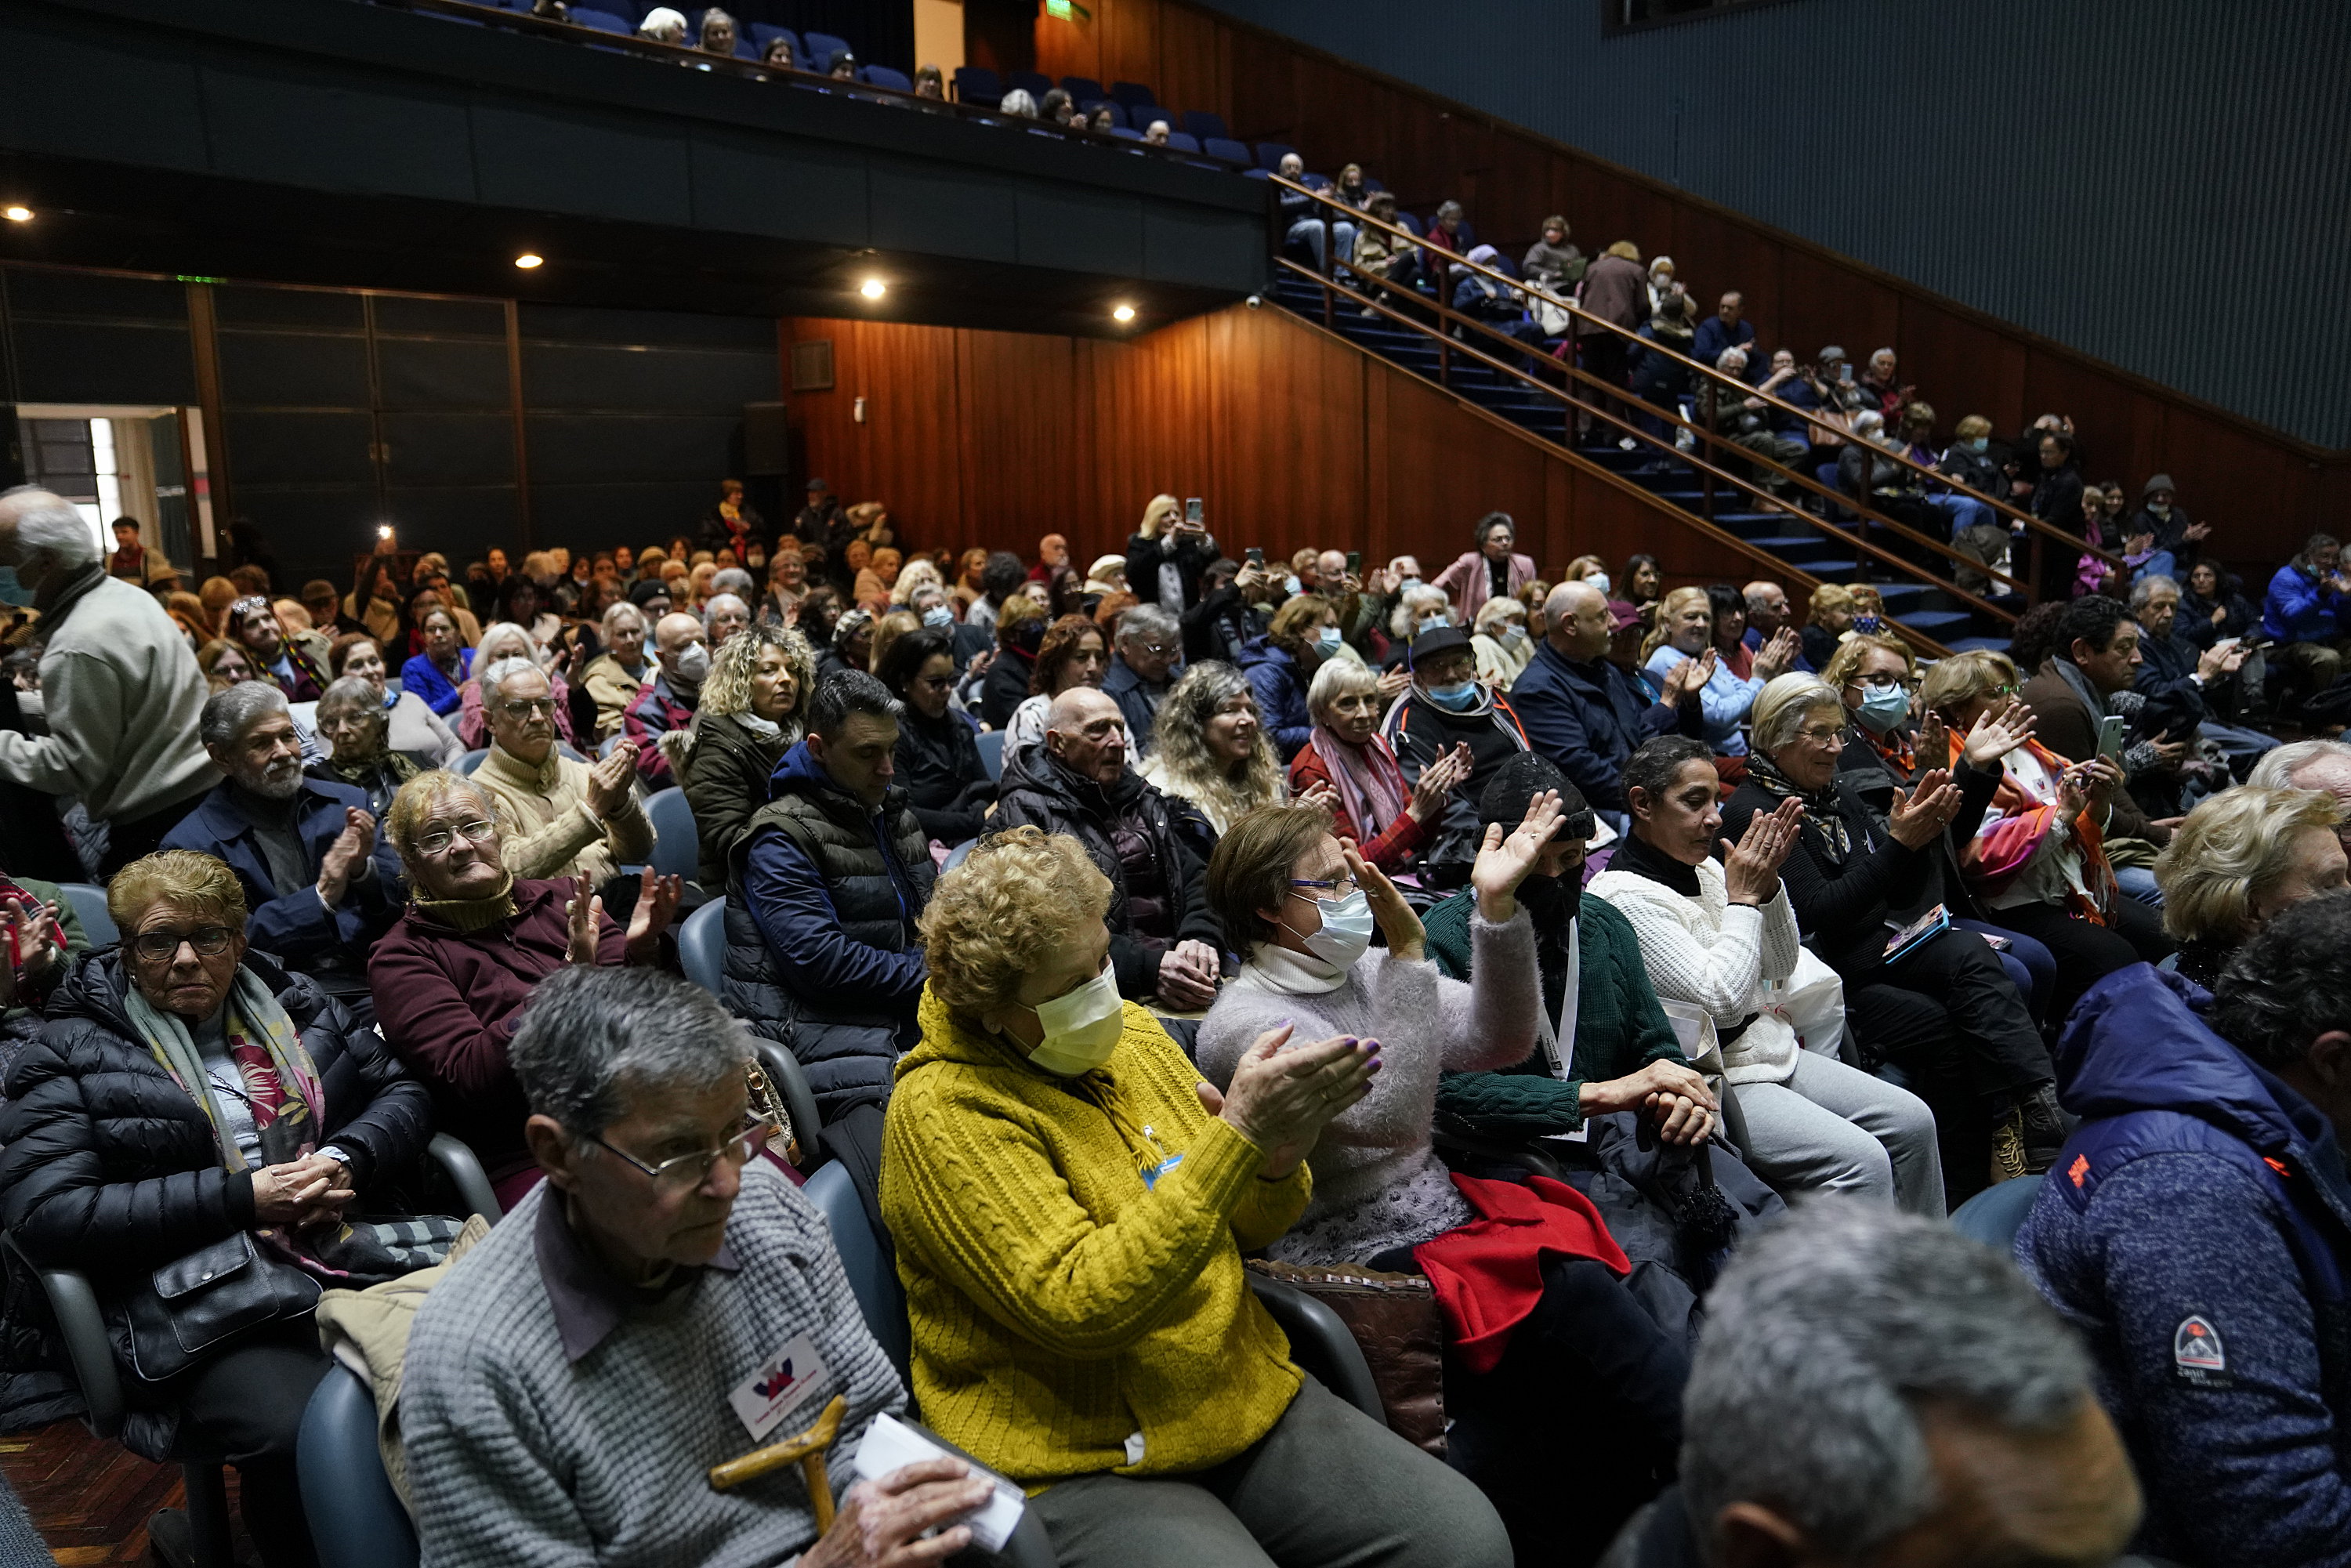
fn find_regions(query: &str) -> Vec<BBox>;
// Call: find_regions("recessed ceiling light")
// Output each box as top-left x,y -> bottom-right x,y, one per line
1112,303 -> 1136,323
513,252 -> 544,269
860,278 -> 887,299
2,206 -> 31,223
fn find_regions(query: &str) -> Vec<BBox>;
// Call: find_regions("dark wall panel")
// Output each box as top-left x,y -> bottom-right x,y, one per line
214,285 -> 364,331
376,339 -> 509,409
520,345 -> 777,411
6,270 -> 189,321
8,321 -> 197,404
372,296 -> 505,339
218,332 -> 372,407
225,411 -> 374,484
381,413 -> 516,486
531,482 -> 716,549
525,415 -> 744,483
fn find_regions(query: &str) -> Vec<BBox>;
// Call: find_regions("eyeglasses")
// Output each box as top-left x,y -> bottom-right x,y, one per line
415,819 -> 497,856
132,925 -> 234,962
1846,674 -> 1918,693
587,1117 -> 780,1192
1795,723 -> 1846,744
1288,876 -> 1360,905
496,698 -> 556,719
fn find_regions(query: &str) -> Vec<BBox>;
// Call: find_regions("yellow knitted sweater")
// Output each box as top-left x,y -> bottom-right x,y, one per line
881,987 -> 1312,1488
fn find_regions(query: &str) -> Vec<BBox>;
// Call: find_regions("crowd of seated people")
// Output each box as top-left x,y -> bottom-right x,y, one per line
0,467 -> 2343,1568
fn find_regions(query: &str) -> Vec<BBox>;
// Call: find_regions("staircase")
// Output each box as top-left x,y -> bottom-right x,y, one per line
1264,255 -> 2052,657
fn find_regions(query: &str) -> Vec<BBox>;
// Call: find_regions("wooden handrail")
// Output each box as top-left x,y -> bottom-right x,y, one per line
1273,175 -> 2125,577
1270,252 -> 2023,630
383,0 -> 1215,168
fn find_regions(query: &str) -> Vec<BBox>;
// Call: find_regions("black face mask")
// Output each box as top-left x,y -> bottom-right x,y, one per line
1516,867 -> 1581,926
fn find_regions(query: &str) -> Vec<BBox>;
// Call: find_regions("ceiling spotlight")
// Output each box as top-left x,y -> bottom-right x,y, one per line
513,252 -> 544,270
2,206 -> 31,224
860,278 -> 887,299
1112,303 -> 1136,323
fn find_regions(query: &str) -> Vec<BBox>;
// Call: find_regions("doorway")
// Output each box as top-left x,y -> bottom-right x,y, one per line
13,404 -> 212,592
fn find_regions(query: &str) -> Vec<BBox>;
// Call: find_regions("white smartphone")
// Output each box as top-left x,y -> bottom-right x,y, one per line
2096,714 -> 2126,760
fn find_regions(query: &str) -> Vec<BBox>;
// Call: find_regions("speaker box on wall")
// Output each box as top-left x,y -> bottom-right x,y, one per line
744,401 -> 792,477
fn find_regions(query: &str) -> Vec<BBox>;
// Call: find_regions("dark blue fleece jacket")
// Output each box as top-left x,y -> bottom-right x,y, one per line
2017,964 -> 2351,1567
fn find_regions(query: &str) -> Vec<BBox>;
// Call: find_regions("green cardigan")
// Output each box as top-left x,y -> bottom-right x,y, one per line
1423,889 -> 1684,1137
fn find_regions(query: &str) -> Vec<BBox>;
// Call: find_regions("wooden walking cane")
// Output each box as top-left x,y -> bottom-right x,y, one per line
708,1394 -> 849,1532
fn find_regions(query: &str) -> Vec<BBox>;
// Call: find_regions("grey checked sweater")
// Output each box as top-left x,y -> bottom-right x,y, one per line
403,1165 -> 904,1568
1197,909 -> 1538,1265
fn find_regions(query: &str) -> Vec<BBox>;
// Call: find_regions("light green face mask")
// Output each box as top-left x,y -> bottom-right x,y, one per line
1026,964 -> 1123,1076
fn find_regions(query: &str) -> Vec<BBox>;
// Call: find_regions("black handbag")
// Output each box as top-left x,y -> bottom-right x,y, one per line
120,1233 -> 321,1383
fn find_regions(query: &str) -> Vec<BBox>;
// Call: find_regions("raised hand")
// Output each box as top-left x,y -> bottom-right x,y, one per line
1295,780 -> 1342,815
563,871 -> 603,965
1961,697 -> 2036,770
1720,795 -> 1802,904
626,869 -> 684,962
586,742 -> 637,820
1407,744 -> 1473,820
1752,627 -> 1801,682
1345,840 -> 1424,961
1471,788 -> 1566,922
1375,666 -> 1413,703
0,894 -> 67,1007
315,807 -> 375,905
1887,768 -> 1961,849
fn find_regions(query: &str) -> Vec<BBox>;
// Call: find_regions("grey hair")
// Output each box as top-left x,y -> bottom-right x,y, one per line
1751,672 -> 1844,755
712,567 -> 754,596
1743,581 -> 1785,617
1115,602 -> 1179,650
508,966 -> 750,1139
1682,1200 -> 2094,1559
1306,651 -> 1378,719
999,88 -> 1038,117
198,679 -> 291,749
2248,738 -> 2351,791
1388,585 -> 1452,640
479,655 -> 542,708
1851,408 -> 1886,440
2,487 -> 100,574
602,599 -> 646,636
315,674 -> 382,724
1871,346 -> 1896,364
2126,574 -> 2179,614
703,592 -> 751,627
1715,346 -> 1748,373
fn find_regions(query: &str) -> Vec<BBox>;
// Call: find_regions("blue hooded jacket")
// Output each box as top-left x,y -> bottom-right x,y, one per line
1232,635 -> 1313,761
2017,964 -> 2351,1566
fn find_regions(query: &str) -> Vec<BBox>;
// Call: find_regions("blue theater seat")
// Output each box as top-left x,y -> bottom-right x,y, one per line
952,64 -> 1003,105
1183,109 -> 1229,142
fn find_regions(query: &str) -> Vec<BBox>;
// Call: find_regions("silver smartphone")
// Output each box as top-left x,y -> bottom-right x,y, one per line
2096,713 -> 2126,760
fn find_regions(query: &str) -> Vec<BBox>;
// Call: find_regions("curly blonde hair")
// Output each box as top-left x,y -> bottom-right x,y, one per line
108,849 -> 249,934
384,770 -> 498,871
1147,661 -> 1283,835
918,827 -> 1111,1017
700,621 -> 815,725
1819,633 -> 1915,691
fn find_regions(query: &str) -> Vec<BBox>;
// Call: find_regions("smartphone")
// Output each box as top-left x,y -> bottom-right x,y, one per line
1183,498 -> 1203,527
1346,550 -> 1362,578
1244,547 -> 1265,567
2096,713 -> 2126,761
1838,362 -> 1853,384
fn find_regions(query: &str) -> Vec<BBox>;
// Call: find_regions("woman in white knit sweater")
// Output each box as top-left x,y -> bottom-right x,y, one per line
1590,736 -> 1944,1215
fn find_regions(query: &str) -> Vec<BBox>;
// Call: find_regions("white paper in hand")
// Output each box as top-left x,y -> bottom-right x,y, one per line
853,1412 -> 1026,1554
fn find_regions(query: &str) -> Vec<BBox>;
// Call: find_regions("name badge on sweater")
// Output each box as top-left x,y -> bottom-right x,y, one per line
728,1334 -> 829,1442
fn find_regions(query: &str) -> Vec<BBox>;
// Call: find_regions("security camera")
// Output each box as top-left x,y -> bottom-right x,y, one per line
1244,293 -> 1262,310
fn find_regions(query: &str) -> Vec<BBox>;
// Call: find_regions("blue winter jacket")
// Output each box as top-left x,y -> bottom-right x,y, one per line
2017,964 -> 2351,1567
160,777 -> 403,972
1233,636 -> 1314,761
1506,640 -> 1699,813
2264,562 -> 2346,644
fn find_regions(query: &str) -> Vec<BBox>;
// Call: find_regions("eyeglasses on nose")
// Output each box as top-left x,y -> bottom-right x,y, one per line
497,698 -> 555,719
587,1117 -> 780,1190
132,925 -> 234,961
415,819 -> 497,856
1288,876 -> 1360,904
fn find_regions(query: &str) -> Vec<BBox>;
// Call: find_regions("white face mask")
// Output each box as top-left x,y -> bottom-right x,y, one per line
1587,572 -> 1611,596
670,640 -> 710,684
1027,964 -> 1124,1077
1292,888 -> 1375,971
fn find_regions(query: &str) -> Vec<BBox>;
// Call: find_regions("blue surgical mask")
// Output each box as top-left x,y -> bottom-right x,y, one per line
1398,577 -> 1423,592
922,606 -> 953,629
1855,683 -> 1910,735
1965,436 -> 1989,454
1426,679 -> 1480,712
1418,614 -> 1448,637
1292,889 -> 1375,971
1587,572 -> 1611,596
1315,626 -> 1344,656
1500,625 -> 1528,648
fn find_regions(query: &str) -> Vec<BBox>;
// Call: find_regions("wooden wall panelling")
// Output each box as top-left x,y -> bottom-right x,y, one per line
1377,370 -> 1550,567
1202,305 -> 1368,567
954,327 -> 1089,554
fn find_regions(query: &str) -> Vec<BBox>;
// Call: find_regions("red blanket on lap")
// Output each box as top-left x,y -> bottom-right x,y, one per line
1411,1173 -> 1630,1375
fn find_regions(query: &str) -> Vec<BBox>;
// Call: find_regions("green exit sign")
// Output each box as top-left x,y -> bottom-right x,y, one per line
1044,0 -> 1092,18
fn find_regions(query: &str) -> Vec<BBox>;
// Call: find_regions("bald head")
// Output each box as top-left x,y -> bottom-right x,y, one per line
1546,581 -> 1614,660
1743,579 -> 1791,636
1045,687 -> 1128,784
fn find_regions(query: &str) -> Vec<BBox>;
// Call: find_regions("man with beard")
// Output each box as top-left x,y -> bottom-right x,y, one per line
226,593 -> 331,704
163,681 -> 400,1024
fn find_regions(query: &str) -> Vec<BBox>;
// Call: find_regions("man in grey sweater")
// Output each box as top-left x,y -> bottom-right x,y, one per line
0,487 -> 216,872
404,968 -> 994,1568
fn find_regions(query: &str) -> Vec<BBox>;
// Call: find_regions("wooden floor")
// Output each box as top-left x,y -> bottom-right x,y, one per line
0,1420 -> 249,1566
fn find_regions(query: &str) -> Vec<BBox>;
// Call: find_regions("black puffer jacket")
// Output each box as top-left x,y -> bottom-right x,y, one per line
991,747 -> 1222,999
678,710 -> 795,887
894,708 -> 994,845
0,948 -> 431,1291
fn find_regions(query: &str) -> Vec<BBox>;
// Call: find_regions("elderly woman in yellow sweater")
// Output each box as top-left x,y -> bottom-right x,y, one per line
882,826 -> 1509,1568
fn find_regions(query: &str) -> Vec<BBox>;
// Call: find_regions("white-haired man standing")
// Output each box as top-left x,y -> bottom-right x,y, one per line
0,486 -> 216,873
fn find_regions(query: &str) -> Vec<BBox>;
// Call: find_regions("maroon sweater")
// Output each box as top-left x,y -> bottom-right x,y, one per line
367,878 -> 622,1189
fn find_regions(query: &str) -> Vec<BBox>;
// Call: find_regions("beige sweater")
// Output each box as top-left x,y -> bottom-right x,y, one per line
473,744 -> 654,885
